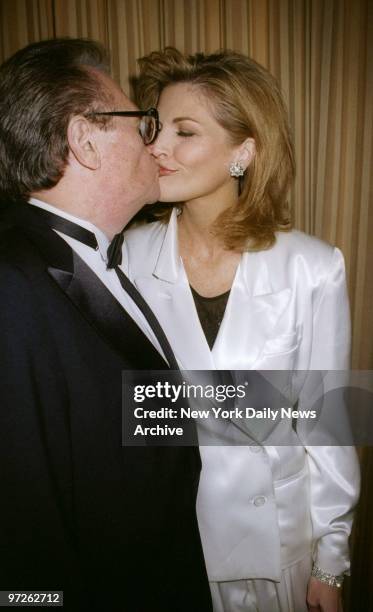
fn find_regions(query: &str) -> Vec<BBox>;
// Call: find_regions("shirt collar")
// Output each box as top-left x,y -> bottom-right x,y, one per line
29,197 -> 110,261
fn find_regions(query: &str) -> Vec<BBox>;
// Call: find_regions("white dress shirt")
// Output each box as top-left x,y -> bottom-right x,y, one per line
29,197 -> 165,359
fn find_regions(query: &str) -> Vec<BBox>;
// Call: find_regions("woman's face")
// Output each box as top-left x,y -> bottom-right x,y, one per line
148,82 -> 245,204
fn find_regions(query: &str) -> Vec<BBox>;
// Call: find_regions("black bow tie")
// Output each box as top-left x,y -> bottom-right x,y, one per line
106,232 -> 125,268
29,205 -> 179,369
32,207 -> 123,268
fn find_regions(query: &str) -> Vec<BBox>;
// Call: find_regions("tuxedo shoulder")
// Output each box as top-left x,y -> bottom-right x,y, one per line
0,229 -> 40,295
0,225 -> 26,261
0,244 -> 40,321
0,224 -> 40,269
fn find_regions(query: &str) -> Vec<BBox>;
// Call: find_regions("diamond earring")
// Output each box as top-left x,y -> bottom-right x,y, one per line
229,161 -> 244,177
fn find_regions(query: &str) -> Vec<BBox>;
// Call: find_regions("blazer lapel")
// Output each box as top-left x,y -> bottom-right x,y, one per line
132,209 -> 215,369
128,209 -> 291,371
135,272 -> 215,370
212,252 -> 292,369
16,204 -> 166,367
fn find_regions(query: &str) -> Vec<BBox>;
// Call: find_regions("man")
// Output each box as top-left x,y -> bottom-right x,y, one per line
0,39 -> 211,611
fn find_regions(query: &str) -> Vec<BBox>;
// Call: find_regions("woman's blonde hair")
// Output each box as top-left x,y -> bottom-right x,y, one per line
134,48 -> 295,251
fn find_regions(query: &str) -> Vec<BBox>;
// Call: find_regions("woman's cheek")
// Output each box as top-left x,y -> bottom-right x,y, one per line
175,141 -> 211,167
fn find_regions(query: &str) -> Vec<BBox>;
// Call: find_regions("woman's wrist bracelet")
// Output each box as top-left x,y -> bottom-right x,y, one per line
311,565 -> 344,588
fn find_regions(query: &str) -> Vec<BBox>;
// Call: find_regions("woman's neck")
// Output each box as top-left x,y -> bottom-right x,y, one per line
179,192 -> 237,258
177,198 -> 242,296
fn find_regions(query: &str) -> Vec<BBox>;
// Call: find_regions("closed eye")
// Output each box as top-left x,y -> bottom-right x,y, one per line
177,130 -> 195,137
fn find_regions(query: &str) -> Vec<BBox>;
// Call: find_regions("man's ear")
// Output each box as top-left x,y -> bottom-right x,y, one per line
235,137 -> 256,170
67,116 -> 101,170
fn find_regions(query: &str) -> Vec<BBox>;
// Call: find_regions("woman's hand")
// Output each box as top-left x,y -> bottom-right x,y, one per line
306,577 -> 343,612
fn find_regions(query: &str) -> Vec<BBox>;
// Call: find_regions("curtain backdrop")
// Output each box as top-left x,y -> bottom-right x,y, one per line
1,1 -> 372,609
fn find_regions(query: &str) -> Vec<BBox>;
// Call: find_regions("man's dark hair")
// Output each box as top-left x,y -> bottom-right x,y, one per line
0,38 -> 113,203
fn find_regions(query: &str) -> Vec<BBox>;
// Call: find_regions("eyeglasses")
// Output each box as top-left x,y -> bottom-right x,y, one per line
88,107 -> 160,145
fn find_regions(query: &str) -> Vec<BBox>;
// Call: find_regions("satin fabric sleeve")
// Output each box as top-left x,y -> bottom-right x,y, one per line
299,247 -> 360,575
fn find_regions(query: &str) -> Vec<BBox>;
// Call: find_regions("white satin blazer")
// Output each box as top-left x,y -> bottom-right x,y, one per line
123,209 -> 360,582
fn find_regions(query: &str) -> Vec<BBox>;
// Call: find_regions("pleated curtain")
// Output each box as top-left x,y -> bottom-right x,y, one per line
1,1 -> 372,609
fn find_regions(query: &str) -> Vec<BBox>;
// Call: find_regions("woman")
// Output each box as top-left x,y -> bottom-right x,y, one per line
123,48 -> 360,612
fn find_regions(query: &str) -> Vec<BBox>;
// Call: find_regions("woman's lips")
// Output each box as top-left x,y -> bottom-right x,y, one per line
159,166 -> 177,176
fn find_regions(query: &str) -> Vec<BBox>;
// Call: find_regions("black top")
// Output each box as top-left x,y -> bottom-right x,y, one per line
190,285 -> 230,349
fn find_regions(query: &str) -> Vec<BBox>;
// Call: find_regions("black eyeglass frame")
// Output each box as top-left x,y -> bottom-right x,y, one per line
88,107 -> 160,144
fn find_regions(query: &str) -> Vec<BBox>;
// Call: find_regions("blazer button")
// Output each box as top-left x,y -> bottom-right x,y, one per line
249,445 -> 262,453
253,496 -> 267,507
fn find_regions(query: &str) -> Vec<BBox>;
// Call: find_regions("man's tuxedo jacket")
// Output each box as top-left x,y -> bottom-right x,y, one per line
0,203 -> 212,612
